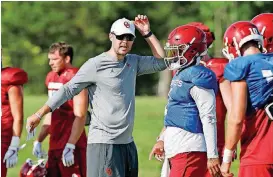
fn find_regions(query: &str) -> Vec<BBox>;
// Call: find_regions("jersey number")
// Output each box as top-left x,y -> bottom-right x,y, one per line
262,70 -> 273,83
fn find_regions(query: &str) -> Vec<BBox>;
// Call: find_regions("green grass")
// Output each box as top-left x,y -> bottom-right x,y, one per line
7,96 -> 239,177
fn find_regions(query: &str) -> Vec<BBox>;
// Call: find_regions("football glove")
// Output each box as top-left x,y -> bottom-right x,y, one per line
33,141 -> 47,158
3,136 -> 20,168
62,143 -> 75,167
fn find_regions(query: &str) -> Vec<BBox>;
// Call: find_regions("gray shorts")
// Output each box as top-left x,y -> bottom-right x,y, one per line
87,142 -> 138,177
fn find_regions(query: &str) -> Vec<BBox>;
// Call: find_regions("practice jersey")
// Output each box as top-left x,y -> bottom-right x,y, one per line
1,67 -> 28,143
45,68 -> 87,150
205,58 -> 228,153
224,53 -> 273,165
164,65 -> 218,133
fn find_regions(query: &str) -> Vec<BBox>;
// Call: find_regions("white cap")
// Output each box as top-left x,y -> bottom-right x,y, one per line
110,18 -> 135,37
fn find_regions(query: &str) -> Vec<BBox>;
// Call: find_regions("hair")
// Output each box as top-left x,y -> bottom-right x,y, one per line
49,42 -> 74,64
241,40 -> 263,54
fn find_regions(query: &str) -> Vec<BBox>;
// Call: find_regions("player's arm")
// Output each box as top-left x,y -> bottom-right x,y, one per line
62,88 -> 88,167
9,85 -> 24,138
224,80 -> 247,153
190,86 -> 221,176
67,88 -> 88,144
219,79 -> 232,113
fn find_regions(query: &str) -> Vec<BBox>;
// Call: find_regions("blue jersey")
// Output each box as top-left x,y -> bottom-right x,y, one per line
224,53 -> 273,114
164,65 -> 218,133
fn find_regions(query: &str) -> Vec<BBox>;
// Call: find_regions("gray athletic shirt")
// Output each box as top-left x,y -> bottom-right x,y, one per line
46,52 -> 167,144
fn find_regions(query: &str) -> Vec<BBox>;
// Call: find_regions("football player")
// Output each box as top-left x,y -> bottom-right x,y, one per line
150,25 -> 220,177
32,42 -> 88,177
251,13 -> 273,53
220,21 -> 273,177
1,53 -> 28,177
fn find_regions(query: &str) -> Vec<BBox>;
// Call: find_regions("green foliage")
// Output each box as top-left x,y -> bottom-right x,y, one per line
2,1 -> 273,95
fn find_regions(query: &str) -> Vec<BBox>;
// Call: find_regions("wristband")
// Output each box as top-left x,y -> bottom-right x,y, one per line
223,148 -> 233,163
35,112 -> 42,120
143,31 -> 153,38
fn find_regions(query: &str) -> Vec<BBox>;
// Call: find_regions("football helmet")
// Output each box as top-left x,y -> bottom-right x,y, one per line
251,13 -> 273,53
164,25 -> 207,70
222,21 -> 263,60
20,158 -> 47,177
187,22 -> 215,48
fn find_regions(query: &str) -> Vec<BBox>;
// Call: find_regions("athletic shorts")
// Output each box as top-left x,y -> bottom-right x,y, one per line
239,164 -> 273,177
87,142 -> 138,177
169,152 -> 207,177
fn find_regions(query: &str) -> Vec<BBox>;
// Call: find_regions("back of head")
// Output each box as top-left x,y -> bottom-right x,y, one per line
164,25 -> 207,70
222,21 -> 263,60
251,13 -> 273,53
187,22 -> 215,48
49,42 -> 74,63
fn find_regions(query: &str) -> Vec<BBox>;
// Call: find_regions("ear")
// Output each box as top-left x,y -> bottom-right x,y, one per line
109,33 -> 114,42
65,56 -> 71,64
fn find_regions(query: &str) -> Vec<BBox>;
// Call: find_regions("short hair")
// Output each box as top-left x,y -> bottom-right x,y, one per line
49,42 -> 74,64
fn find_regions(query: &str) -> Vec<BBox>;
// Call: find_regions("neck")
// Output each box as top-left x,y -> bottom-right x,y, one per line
106,48 -> 125,61
242,46 -> 261,56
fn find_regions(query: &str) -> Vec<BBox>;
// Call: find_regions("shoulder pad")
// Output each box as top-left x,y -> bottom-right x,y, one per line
224,58 -> 250,81
181,65 -> 217,91
1,67 -> 28,85
206,58 -> 229,82
45,71 -> 56,86
64,68 -> 79,80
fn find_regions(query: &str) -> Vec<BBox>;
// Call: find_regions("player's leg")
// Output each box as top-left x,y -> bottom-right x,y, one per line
46,150 -> 62,177
1,143 -> 9,177
169,152 -> 207,177
125,141 -> 138,177
239,165 -> 273,177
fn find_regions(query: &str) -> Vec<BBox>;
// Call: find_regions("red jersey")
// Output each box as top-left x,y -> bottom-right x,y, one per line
45,68 -> 87,150
1,67 -> 28,143
204,58 -> 228,153
240,109 -> 273,166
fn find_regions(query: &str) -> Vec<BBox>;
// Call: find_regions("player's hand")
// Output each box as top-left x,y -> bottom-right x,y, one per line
26,114 -> 41,133
149,140 -> 164,161
3,136 -> 20,168
220,162 -> 234,177
62,143 -> 75,167
33,141 -> 46,158
133,14 -> 151,36
207,158 -> 222,177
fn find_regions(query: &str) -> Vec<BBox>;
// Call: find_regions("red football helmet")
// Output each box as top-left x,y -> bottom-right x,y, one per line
251,13 -> 273,53
164,25 -> 207,70
222,21 -> 263,60
187,22 -> 215,48
20,159 -> 47,177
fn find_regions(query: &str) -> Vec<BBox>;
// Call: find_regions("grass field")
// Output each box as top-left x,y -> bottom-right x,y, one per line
7,95 -> 239,177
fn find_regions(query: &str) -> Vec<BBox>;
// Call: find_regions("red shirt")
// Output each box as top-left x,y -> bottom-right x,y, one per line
204,58 -> 228,153
240,109 -> 273,165
45,68 -> 87,150
1,67 -> 28,143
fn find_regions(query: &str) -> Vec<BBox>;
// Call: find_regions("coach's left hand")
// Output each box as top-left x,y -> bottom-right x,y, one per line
220,162 -> 234,177
134,14 -> 150,36
26,114 -> 40,133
